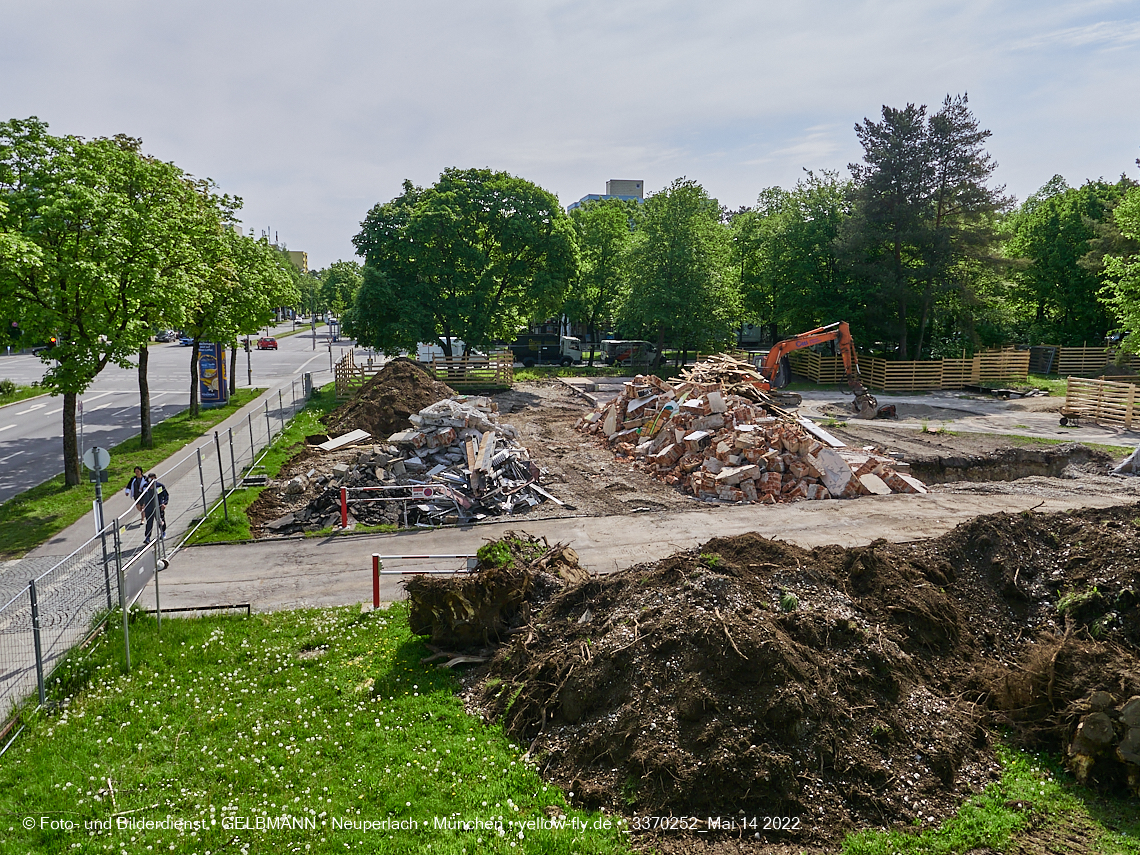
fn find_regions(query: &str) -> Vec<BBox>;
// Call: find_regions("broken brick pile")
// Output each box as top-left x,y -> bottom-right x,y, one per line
576,371 -> 927,503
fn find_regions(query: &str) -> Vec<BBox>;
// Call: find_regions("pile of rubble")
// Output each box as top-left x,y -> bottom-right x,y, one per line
577,368 -> 926,503
264,396 -> 559,534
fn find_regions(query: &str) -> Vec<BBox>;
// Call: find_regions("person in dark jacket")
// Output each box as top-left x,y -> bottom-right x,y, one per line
124,466 -> 146,527
149,473 -> 169,539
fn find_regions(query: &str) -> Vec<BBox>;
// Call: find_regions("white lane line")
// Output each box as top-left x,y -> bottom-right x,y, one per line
15,403 -> 46,414
0,424 -> 16,433
46,408 -> 62,415
82,391 -> 116,402
293,353 -> 326,374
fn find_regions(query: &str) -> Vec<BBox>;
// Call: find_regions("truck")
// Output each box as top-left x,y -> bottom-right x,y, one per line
600,339 -> 658,366
416,338 -> 482,363
508,334 -> 584,368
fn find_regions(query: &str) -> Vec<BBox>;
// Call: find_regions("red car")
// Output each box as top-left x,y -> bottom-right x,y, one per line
257,337 -> 278,350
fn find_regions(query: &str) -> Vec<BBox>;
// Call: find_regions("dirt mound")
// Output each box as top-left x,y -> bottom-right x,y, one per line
323,358 -> 456,440
467,504 -> 1140,845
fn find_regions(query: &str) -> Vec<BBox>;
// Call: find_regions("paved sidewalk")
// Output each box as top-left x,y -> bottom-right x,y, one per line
25,358 -> 339,562
149,488 -> 1132,614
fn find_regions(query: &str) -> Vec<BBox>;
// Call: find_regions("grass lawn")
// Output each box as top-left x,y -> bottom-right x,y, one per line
0,389 -> 263,560
0,603 -> 630,855
187,384 -> 342,545
1001,434 -> 1133,458
0,382 -> 47,408
842,743 -> 1140,854
5,603 -> 1138,855
277,321 -> 326,340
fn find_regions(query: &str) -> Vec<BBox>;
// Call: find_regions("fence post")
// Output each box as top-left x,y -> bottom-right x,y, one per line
29,579 -> 46,707
153,538 -> 162,632
228,427 -> 238,487
196,448 -> 208,520
112,521 -> 130,672
292,380 -> 297,412
278,389 -> 285,431
248,412 -> 255,457
341,487 -> 348,529
100,519 -> 112,612
214,431 -> 229,522
373,554 -> 380,609
264,401 -> 271,442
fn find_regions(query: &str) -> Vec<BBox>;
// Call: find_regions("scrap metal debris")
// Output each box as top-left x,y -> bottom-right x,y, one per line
263,396 -> 558,534
576,365 -> 926,503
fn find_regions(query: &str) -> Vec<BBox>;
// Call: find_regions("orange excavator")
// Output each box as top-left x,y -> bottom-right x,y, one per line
756,321 -> 880,419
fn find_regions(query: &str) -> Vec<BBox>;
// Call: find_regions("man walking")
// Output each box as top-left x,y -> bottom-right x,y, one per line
124,466 -> 147,527
146,473 -> 170,540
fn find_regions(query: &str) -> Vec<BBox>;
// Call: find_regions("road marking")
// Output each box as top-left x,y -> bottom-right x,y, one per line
293,354 -> 325,373
82,391 -> 116,402
15,403 -> 46,414
0,424 -> 16,433
46,408 -> 62,415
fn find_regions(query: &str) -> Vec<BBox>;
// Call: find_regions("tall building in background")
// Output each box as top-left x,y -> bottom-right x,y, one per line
287,251 -> 308,274
566,179 -> 644,212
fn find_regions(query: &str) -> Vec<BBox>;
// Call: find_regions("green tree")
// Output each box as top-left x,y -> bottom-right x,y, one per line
565,198 -> 635,364
620,178 -> 737,364
320,260 -> 362,318
839,95 -> 1006,358
1004,176 -> 1134,345
181,231 -> 298,416
0,119 -> 163,485
735,171 -> 860,339
1101,186 -> 1140,352
350,168 -> 578,357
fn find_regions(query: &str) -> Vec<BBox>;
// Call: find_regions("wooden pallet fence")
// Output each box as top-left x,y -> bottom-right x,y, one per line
1051,347 -> 1140,378
430,352 -> 513,390
791,348 -> 1028,391
976,348 -> 1031,382
334,351 -> 383,400
1065,376 -> 1139,429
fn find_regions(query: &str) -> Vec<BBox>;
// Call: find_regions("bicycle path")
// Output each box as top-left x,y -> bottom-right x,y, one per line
147,488 -> 1133,614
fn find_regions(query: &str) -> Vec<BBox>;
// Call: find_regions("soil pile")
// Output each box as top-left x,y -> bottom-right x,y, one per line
323,358 -> 456,439
467,504 -> 1140,845
407,533 -> 586,648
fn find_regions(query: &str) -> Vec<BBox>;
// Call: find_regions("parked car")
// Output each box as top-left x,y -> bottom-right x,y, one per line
154,329 -> 179,343
178,336 -> 195,347
257,337 -> 278,350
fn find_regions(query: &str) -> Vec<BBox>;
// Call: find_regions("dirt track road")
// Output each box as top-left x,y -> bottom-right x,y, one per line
155,489 -> 1136,613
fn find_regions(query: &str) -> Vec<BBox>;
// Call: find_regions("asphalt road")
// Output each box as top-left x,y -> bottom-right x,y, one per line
0,323 -> 358,504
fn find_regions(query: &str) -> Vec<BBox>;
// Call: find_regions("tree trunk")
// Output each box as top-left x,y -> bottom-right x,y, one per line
913,289 -> 933,361
229,344 -> 238,395
63,392 -> 80,486
654,325 -> 666,369
189,341 -> 200,418
139,344 -> 153,449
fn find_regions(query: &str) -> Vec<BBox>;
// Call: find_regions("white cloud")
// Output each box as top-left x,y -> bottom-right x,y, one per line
1,1 -> 1138,265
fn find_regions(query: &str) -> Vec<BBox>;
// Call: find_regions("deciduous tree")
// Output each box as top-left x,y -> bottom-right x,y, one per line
351,169 -> 578,357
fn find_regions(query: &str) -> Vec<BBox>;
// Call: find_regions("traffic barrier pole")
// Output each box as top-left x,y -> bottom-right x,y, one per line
340,487 -> 348,528
372,554 -> 380,608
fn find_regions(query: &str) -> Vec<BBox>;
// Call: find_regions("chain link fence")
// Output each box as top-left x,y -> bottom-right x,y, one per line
0,377 -> 314,729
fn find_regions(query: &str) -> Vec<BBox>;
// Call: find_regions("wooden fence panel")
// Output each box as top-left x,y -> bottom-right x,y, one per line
976,349 -> 1030,382
430,353 -> 513,390
1065,377 -> 1138,429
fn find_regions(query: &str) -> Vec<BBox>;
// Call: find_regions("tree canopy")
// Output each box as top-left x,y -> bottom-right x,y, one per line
350,168 -> 578,357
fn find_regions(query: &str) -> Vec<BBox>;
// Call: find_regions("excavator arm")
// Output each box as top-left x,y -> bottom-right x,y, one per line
758,322 -> 879,419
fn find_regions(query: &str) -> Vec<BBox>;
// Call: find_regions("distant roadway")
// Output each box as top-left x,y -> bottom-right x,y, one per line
0,324 -> 354,504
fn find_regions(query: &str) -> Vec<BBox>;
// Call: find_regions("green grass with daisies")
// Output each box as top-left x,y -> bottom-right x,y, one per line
0,603 -> 630,855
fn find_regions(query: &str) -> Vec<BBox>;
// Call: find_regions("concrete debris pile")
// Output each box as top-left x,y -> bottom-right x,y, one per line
576,370 -> 926,503
265,396 -> 557,535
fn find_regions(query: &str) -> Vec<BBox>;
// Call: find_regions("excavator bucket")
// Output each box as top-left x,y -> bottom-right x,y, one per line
852,392 -> 879,420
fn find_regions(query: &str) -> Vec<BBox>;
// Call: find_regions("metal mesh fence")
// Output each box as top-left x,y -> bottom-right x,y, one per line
0,586 -> 35,724
0,378 -> 313,725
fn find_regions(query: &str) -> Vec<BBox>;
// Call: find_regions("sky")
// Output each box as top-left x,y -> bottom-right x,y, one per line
3,1 -> 1139,269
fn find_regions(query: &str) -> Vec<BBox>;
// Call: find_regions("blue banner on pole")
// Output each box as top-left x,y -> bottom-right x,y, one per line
198,342 -> 230,407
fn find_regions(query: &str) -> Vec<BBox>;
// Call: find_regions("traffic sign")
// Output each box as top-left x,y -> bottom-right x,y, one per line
83,445 -> 111,471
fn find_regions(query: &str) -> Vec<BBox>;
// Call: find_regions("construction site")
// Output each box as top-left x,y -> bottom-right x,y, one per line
174,352 -> 1140,852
